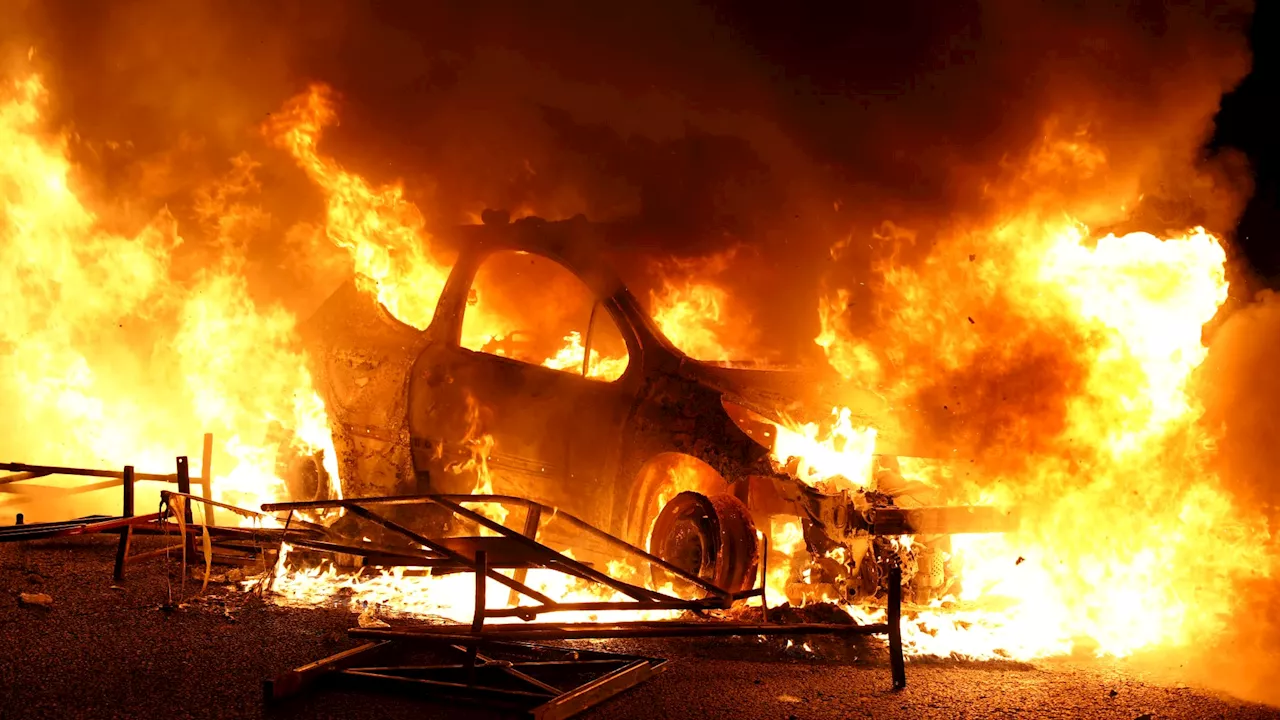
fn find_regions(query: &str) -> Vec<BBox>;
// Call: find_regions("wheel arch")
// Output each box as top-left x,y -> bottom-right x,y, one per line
620,452 -> 733,549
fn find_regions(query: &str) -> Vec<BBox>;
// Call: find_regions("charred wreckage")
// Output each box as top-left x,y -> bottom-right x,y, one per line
0,213 -> 1018,712
281,213 -> 1016,610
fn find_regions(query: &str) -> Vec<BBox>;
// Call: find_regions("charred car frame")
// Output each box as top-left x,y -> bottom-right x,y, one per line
286,214 -> 1014,605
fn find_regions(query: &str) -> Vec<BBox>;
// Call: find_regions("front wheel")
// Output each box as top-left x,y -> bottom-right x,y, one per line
648,491 -> 759,594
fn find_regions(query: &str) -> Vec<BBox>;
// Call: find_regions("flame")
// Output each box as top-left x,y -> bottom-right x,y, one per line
9,66 -> 1268,662
263,539 -> 681,625
771,407 -> 878,491
541,331 -> 628,381
442,393 -> 506,530
266,84 -> 451,331
648,252 -> 765,363
764,519 -> 805,606
812,133 -> 1271,659
270,85 -> 631,383
651,280 -> 738,361
0,72 -> 336,524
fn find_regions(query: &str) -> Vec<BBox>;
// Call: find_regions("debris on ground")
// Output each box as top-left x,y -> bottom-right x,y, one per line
18,592 -> 53,608
357,605 -> 390,628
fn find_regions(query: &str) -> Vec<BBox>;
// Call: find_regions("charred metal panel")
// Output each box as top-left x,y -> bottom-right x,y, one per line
297,216 -> 984,547
614,364 -> 779,539
403,239 -> 641,531
298,279 -> 424,500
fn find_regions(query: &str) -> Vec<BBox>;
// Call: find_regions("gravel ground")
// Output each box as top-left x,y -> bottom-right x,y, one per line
2,535 -> 1277,720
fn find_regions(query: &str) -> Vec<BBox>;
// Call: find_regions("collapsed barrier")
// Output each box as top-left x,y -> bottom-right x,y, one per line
262,494 -> 906,717
0,479 -> 908,717
0,434 -> 216,522
0,441 -> 300,580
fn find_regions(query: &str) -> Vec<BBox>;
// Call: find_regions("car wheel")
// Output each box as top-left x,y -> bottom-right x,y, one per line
648,491 -> 760,595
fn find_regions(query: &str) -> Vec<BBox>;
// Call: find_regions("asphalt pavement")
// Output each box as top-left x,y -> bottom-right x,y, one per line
2,536 -> 1276,720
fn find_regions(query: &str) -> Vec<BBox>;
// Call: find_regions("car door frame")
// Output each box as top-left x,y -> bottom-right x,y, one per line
410,239 -> 651,523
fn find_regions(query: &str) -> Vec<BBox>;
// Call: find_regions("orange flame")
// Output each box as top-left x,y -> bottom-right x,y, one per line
771,407 -> 878,491
811,131 -> 1270,659
0,73 -> 337,523
266,84 -> 451,331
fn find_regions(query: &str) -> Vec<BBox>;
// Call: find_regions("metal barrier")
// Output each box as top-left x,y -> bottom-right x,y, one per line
0,433 -> 216,524
261,492 -> 907,716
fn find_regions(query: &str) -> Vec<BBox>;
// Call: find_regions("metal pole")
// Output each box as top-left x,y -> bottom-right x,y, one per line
176,457 -> 194,525
471,550 -> 487,634
508,504 -> 542,606
113,466 -> 135,582
760,530 -> 769,624
888,562 -> 906,689
352,622 -> 892,643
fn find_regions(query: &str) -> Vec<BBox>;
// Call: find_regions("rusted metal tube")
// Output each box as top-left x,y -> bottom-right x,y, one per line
0,462 -> 177,483
342,504 -> 559,606
484,599 -> 724,619
176,457 -> 194,525
471,550 -> 487,634
867,506 -> 1018,536
113,466 -> 135,581
426,495 -> 668,604
351,621 -> 891,643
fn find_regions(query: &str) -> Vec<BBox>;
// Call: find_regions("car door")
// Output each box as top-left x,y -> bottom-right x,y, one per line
406,248 -> 639,527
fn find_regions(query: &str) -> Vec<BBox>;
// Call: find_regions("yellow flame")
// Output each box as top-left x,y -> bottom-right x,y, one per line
267,84 -> 451,330
771,407 -> 878,491
541,331 -> 628,381
817,199 -> 1270,658
0,73 -> 337,525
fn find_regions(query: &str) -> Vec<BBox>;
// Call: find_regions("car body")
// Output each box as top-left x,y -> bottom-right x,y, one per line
292,214 -> 1011,600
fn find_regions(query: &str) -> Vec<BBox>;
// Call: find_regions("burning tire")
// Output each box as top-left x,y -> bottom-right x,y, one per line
648,491 -> 759,594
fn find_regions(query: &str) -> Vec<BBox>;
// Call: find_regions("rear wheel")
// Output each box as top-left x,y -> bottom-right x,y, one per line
648,491 -> 759,594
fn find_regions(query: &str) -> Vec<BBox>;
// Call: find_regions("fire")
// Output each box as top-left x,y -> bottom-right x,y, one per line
0,71 -> 336,523
763,519 -> 805,606
771,407 -> 878,491
541,331 -> 628,381
810,130 -> 1271,660
6,60 -> 1270,667
651,279 -> 738,361
263,539 -> 681,625
648,252 -> 766,363
267,85 -> 451,332
269,85 -> 631,382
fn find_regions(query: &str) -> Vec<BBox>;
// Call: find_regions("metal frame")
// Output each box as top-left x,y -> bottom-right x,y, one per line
1,433 -> 217,523
264,493 -> 764,619
263,493 -> 907,695
0,442 -> 299,581
265,637 -> 669,719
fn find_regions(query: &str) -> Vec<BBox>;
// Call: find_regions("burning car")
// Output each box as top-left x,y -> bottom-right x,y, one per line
285,212 -> 1014,605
